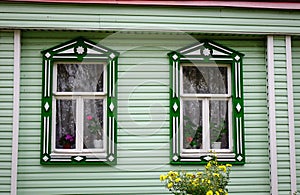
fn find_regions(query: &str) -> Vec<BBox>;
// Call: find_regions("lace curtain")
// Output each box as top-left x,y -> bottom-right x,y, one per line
182,66 -> 228,149
55,64 -> 104,149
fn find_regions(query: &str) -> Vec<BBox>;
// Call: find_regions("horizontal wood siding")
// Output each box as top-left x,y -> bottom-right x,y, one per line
292,37 -> 300,193
0,31 -> 14,195
17,30 -> 270,194
1,2 -> 300,34
273,36 -> 292,194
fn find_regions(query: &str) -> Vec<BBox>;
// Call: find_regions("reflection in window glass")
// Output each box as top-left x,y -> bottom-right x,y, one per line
56,100 -> 76,149
57,64 -> 104,92
183,66 -> 228,94
83,99 -> 104,149
209,100 -> 229,149
183,100 -> 203,149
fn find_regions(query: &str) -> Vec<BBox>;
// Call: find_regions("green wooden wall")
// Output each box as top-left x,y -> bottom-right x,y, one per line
1,1 -> 300,194
292,38 -> 300,194
274,36 -> 292,195
0,31 -> 14,195
1,2 -> 300,34
16,30 -> 270,194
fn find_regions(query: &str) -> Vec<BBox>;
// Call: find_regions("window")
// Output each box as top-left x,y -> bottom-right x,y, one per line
169,40 -> 245,164
41,37 -> 118,164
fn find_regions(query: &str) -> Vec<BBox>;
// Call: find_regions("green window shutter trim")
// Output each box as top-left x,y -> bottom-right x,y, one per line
169,40 -> 245,165
40,37 -> 119,165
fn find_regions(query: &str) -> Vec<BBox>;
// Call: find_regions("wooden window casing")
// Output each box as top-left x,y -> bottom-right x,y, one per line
169,40 -> 245,164
40,37 -> 118,165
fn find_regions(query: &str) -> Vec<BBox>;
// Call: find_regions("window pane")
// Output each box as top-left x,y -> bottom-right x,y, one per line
182,100 -> 203,149
56,100 -> 76,149
209,100 -> 229,149
57,64 -> 104,92
183,66 -> 228,94
83,99 -> 104,149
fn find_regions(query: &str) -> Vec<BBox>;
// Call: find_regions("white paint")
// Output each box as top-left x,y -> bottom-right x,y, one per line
235,62 -> 239,98
47,61 -> 50,97
239,117 -> 243,154
237,62 -> 241,98
52,41 -> 76,51
44,60 -> 48,97
209,42 -> 233,54
285,35 -> 297,194
267,35 -> 278,195
10,30 -> 21,195
112,61 -> 115,97
109,61 -> 112,97
175,61 -> 178,97
172,117 -> 176,153
111,116 -> 114,154
175,117 -> 179,154
172,61 -> 175,98
236,118 -> 240,154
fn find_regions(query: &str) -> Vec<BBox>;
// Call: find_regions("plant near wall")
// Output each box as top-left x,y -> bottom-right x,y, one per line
160,155 -> 232,195
58,134 -> 75,149
86,115 -> 102,140
210,121 -> 227,142
183,116 -> 202,149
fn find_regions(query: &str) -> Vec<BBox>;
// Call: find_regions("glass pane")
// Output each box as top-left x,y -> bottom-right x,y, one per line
57,64 -> 104,92
83,99 -> 104,149
183,66 -> 228,94
182,100 -> 203,149
56,99 -> 76,149
209,100 -> 229,149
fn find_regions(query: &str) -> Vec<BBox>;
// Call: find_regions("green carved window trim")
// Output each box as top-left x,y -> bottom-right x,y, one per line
169,40 -> 245,165
40,37 -> 118,165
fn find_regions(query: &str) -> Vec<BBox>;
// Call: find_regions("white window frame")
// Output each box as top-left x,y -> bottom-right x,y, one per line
179,63 -> 233,157
169,40 -> 245,164
41,37 -> 118,165
51,62 -> 107,156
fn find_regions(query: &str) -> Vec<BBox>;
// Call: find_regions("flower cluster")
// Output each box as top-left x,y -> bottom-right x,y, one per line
59,134 -> 75,146
86,115 -> 102,140
160,156 -> 232,195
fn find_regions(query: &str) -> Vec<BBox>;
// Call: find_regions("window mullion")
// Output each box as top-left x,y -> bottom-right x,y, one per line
77,96 -> 84,152
203,98 -> 210,151
228,98 -> 233,151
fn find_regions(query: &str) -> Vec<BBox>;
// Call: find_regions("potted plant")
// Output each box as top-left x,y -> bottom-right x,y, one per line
183,116 -> 202,149
58,134 -> 75,149
210,121 -> 227,149
86,115 -> 103,148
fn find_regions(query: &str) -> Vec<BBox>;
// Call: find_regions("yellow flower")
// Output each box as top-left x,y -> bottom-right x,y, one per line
192,178 -> 199,186
160,174 -> 165,181
197,171 -> 203,176
186,173 -> 194,178
215,191 -> 220,195
213,173 -> 220,177
219,189 -> 224,193
226,164 -> 232,167
207,179 -> 211,184
167,171 -> 178,179
175,178 -> 181,183
219,165 -> 227,173
206,190 -> 213,195
167,182 -> 173,189
206,162 -> 212,169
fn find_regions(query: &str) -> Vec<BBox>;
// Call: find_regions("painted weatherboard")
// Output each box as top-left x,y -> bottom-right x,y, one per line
273,36 -> 294,194
0,31 -> 14,195
2,2 -> 300,34
16,30 -> 270,194
292,37 -> 300,193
